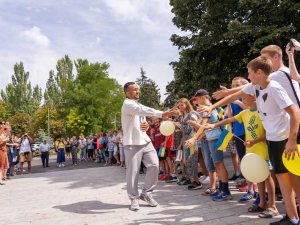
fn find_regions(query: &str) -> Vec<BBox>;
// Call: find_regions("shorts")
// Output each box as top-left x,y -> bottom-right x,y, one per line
20,152 -> 32,163
113,147 -> 119,155
201,140 -> 223,172
267,139 -> 289,174
224,138 -> 237,154
156,148 -> 166,161
166,148 -> 176,158
234,135 -> 245,161
88,149 -> 94,158
266,160 -> 273,170
65,148 -> 71,153
108,151 -> 113,159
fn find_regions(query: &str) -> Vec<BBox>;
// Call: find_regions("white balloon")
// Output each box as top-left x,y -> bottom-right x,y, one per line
241,153 -> 269,183
160,121 -> 175,136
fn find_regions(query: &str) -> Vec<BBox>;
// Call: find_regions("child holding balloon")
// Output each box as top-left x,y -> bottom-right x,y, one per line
199,56 -> 300,224
204,94 -> 278,217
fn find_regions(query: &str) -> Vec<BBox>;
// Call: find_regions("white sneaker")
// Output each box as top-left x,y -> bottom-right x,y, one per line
59,164 -> 62,168
95,159 -> 98,163
62,164 -> 65,167
202,176 -> 210,185
130,199 -> 139,211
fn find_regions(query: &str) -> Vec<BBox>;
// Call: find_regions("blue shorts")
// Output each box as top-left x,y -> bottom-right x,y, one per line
108,151 -> 113,159
201,140 -> 224,172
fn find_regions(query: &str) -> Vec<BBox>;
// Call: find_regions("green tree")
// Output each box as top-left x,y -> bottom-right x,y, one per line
135,67 -> 161,109
44,70 -> 60,109
0,100 -> 11,120
9,113 -> 33,137
1,62 -> 42,116
66,60 -> 125,135
167,0 -> 300,102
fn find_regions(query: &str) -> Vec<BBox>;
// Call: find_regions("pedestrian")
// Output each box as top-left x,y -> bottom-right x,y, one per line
107,131 -> 115,166
70,136 -> 79,165
87,135 -> 94,161
0,126 -> 10,185
121,82 -> 174,211
18,132 -> 34,175
55,137 -> 66,167
79,136 -> 87,161
65,138 -> 71,160
39,139 -> 50,168
117,129 -> 125,167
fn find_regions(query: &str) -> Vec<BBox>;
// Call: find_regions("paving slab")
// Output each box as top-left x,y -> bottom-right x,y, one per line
0,154 -> 287,225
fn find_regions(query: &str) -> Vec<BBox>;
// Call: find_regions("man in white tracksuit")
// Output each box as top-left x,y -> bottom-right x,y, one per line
121,82 -> 173,211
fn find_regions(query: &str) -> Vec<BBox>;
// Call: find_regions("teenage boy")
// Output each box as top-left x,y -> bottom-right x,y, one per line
198,56 -> 300,225
186,89 -> 231,200
204,94 -> 278,217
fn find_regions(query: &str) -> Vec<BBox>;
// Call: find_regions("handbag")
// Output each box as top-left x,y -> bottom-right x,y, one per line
283,71 -> 300,144
175,149 -> 183,162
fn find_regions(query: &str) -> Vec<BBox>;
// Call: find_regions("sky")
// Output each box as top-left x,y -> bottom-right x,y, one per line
0,0 -> 183,102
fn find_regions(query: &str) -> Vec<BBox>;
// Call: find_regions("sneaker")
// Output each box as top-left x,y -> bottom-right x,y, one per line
270,215 -> 300,225
117,162 -> 121,165
177,177 -> 186,185
161,175 -> 170,181
188,181 -> 202,190
210,190 -> 221,198
201,176 -> 210,185
198,172 -> 203,177
95,159 -> 99,163
229,173 -> 240,181
239,186 -> 248,192
59,164 -> 62,168
178,179 -> 191,185
104,163 -> 109,166
236,180 -> 247,188
46,165 -> 50,167
140,194 -> 158,207
239,191 -> 254,202
253,193 -> 260,205
158,171 -> 163,176
62,164 -> 65,167
165,176 -> 178,183
213,191 -> 233,201
130,198 -> 139,211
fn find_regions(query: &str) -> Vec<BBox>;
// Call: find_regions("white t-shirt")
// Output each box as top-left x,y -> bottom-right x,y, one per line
19,138 -> 31,154
242,80 -> 293,141
269,67 -> 300,111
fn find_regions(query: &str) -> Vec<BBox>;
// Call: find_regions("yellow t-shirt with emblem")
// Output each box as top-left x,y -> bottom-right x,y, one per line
55,141 -> 65,149
234,109 -> 269,160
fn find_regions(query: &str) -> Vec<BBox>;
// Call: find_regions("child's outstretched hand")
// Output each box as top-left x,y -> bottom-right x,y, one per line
244,141 -> 253,148
203,123 -> 215,131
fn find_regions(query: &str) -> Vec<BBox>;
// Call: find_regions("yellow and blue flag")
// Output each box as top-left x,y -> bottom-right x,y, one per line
158,146 -> 166,157
186,145 -> 195,157
217,107 -> 224,118
223,115 -> 230,130
213,129 -> 234,150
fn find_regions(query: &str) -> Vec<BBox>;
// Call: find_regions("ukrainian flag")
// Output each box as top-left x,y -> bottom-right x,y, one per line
158,146 -> 166,157
186,145 -> 195,157
217,107 -> 224,118
213,129 -> 234,150
223,115 -> 229,130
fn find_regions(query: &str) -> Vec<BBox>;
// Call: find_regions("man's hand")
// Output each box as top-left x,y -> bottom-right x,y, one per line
286,42 -> 295,57
198,105 -> 213,115
244,141 -> 254,148
291,39 -> 300,51
285,139 -> 299,160
212,85 -> 229,100
140,121 -> 148,132
185,138 -> 196,149
203,123 -> 215,131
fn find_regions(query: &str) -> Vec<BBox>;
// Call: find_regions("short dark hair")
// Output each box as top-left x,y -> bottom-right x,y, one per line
124,82 -> 136,93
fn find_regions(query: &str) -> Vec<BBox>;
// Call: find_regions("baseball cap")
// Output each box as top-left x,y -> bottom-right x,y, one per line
193,89 -> 209,99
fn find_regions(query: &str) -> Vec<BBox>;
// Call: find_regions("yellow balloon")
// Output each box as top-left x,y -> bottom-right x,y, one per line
160,121 -> 175,136
282,146 -> 300,176
241,153 -> 269,183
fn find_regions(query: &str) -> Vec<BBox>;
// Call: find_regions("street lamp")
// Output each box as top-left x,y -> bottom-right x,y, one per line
114,112 -> 121,130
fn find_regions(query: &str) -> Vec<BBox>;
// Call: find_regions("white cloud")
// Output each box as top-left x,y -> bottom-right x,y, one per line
20,26 -> 50,47
88,7 -> 102,13
26,6 -> 32,10
25,16 -> 30,21
35,9 -> 40,12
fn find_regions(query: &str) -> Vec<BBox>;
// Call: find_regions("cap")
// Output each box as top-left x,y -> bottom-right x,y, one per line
193,89 -> 209,98
190,97 -> 196,101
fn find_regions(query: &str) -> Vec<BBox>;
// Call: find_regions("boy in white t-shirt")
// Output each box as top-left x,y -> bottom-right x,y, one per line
199,56 -> 300,225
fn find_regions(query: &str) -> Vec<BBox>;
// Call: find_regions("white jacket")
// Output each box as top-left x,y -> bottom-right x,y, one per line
121,98 -> 163,146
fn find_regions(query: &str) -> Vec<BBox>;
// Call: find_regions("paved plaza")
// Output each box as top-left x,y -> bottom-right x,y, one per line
0,154 -> 286,225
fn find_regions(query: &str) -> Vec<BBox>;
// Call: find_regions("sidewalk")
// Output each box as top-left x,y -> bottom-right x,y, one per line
0,153 -> 286,225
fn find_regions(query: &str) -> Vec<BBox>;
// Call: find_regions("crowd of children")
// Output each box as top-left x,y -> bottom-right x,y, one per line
146,40 -> 300,225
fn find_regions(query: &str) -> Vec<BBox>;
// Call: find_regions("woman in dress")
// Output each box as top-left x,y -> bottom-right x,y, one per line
65,138 -> 71,160
173,98 -> 202,190
70,136 -> 79,165
0,126 -> 10,185
55,137 -> 66,167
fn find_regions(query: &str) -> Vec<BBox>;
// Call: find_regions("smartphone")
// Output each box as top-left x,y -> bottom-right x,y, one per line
151,125 -> 155,129
289,40 -> 295,51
